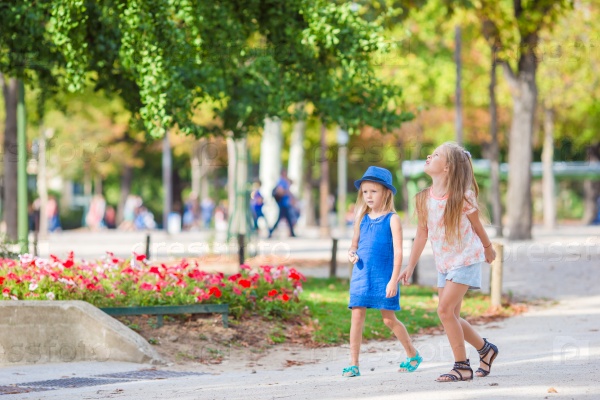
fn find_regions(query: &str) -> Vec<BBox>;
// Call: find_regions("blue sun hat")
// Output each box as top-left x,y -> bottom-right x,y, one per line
354,166 -> 397,195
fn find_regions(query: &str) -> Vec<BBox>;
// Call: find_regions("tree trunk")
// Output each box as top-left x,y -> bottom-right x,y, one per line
455,25 -> 463,145
319,121 -> 330,237
288,109 -> 305,199
582,144 -> 600,224
94,174 -> 103,196
117,165 -> 134,224
171,164 -> 183,215
191,141 -> 201,196
2,75 -> 18,241
83,167 -> 92,197
542,106 -> 556,229
302,164 -> 317,226
162,131 -> 172,231
199,139 -> 211,201
226,136 -> 248,236
37,129 -> 49,238
503,39 -> 537,240
288,105 -> 306,226
259,117 -> 282,224
489,46 -> 503,237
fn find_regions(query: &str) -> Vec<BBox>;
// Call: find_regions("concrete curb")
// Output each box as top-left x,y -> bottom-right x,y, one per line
0,301 -> 164,366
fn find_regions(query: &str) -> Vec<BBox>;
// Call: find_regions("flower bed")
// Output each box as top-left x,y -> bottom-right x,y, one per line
0,252 -> 306,319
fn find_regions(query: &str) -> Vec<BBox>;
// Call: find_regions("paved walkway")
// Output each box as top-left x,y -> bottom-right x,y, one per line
2,225 -> 599,399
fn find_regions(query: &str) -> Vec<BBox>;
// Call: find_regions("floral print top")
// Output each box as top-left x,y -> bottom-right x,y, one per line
426,188 -> 485,273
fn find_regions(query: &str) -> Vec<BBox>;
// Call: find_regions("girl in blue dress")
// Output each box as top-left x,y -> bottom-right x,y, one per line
343,166 -> 422,377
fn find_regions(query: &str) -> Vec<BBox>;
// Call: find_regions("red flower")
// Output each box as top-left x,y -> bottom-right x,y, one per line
140,282 -> 154,291
188,270 -> 206,280
281,293 -> 290,302
233,287 -> 242,295
135,253 -> 146,261
289,272 -> 301,281
260,265 -> 272,274
268,289 -> 278,297
63,259 -> 74,268
149,266 -> 162,276
0,277 -> 5,285
240,264 -> 251,270
228,273 -> 242,282
209,286 -> 222,298
238,279 -> 251,288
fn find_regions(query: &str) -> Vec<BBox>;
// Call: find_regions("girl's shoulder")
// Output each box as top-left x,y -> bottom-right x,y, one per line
463,189 -> 478,203
389,212 -> 402,227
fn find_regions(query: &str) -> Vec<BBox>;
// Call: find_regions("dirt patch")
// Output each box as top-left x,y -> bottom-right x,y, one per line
116,313 -> 319,371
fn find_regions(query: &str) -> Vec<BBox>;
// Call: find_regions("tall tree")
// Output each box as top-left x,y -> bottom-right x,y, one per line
475,0 -> 572,239
1,75 -> 18,240
537,1 -> 600,225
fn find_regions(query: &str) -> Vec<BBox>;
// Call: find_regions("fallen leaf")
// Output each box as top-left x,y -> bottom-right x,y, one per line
285,359 -> 307,367
547,387 -> 558,393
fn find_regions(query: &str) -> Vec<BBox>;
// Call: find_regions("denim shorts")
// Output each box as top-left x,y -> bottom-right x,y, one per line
437,262 -> 483,290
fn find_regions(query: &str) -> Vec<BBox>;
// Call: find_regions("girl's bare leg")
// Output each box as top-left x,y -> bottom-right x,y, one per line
381,309 -> 418,371
452,297 -> 491,375
437,281 -> 472,380
349,307 -> 366,366
381,309 -> 417,356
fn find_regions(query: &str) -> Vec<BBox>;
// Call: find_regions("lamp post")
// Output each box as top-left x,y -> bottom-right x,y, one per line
337,127 -> 349,237
17,81 -> 28,254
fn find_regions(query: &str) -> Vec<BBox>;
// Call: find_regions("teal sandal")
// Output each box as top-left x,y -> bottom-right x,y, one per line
342,365 -> 360,377
399,351 -> 423,372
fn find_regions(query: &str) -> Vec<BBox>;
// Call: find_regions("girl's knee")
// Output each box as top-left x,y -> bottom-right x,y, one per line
437,305 -> 454,320
382,316 -> 398,329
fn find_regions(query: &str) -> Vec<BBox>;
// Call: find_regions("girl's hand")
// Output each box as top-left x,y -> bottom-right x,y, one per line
386,280 -> 398,298
398,268 -> 413,286
348,251 -> 359,264
484,245 -> 496,264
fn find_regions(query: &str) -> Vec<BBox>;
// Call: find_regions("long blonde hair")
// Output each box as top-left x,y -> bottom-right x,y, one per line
354,182 -> 395,226
415,142 -> 479,245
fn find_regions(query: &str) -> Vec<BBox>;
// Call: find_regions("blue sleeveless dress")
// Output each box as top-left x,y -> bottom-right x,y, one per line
348,212 -> 400,311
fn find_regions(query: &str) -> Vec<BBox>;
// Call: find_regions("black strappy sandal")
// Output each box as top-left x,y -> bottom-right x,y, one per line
436,359 -> 473,382
476,338 -> 499,377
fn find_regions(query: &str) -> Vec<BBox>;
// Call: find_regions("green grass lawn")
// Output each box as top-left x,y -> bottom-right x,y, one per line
301,277 -> 496,345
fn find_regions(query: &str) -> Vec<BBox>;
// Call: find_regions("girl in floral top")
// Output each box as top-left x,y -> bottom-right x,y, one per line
398,142 -> 499,382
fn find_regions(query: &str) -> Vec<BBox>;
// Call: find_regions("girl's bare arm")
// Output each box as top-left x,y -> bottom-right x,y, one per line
398,223 -> 427,285
348,217 -> 361,263
390,214 -> 403,281
467,210 -> 496,263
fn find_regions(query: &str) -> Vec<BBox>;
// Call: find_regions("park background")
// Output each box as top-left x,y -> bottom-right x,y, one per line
1,0 -> 599,253
0,4 -> 599,398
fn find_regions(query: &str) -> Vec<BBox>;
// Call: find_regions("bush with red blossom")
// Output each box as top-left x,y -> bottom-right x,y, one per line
0,253 -> 306,319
